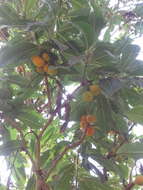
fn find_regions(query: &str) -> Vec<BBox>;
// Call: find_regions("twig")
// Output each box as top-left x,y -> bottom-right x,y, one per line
44,75 -> 52,112
124,183 -> 135,190
129,123 -> 136,132
39,84 -> 82,138
38,110 -> 57,139
4,117 -> 36,170
46,128 -> 87,179
75,152 -> 79,190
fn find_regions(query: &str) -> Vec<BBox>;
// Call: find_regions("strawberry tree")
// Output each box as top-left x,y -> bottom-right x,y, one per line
0,0 -> 143,190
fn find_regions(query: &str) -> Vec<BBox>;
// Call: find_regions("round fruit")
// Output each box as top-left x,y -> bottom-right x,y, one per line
82,91 -> 94,102
86,127 -> 95,136
89,84 -> 101,96
47,68 -> 58,75
16,66 -> 25,73
36,67 -> 44,73
42,53 -> 50,62
86,115 -> 96,123
134,176 -> 143,185
80,115 -> 87,122
80,121 -> 87,129
43,65 -> 49,72
31,56 -> 45,67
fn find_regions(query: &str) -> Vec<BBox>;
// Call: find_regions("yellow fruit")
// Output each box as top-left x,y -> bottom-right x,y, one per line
42,53 -> 50,62
47,68 -> 58,75
134,176 -> 143,185
80,121 -> 88,129
82,91 -> 94,102
89,84 -> 101,96
86,115 -> 96,123
31,56 -> 45,67
43,65 -> 49,72
36,67 -> 44,73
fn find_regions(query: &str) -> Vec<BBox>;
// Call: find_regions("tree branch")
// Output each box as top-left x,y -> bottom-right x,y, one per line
5,117 -> 36,170
44,75 -> 52,113
46,128 -> 87,179
39,84 -> 82,138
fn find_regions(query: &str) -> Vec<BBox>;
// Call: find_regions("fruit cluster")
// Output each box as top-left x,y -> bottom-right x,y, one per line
134,175 -> 143,186
82,84 -> 101,102
80,115 -> 96,136
31,52 -> 57,75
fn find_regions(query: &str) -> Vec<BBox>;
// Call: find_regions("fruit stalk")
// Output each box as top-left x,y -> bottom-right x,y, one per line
124,183 -> 135,190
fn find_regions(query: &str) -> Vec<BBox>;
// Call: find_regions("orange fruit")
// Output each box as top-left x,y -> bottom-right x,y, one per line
43,65 -> 49,72
89,84 -> 101,96
16,66 -> 25,73
36,67 -> 44,73
42,53 -> 50,62
86,115 -> 96,123
47,68 -> 58,75
80,115 -> 87,122
82,91 -> 94,102
134,176 -> 143,185
80,121 -> 88,129
31,56 -> 45,67
86,127 -> 95,136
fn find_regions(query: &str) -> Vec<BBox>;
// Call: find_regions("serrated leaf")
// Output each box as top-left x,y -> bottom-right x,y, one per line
26,176 -> 36,190
17,109 -> 45,129
117,143 -> 143,159
0,42 -> 38,67
79,176 -> 111,190
0,140 -> 22,156
100,78 -> 123,97
24,0 -> 37,14
126,106 -> 143,124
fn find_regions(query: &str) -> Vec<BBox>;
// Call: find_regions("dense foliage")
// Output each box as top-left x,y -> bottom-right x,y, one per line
1,0 -> 143,189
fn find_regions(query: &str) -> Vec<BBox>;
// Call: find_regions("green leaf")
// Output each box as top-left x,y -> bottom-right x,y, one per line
91,154 -> 127,178
0,42 -> 38,67
4,75 -> 30,88
134,3 -> 143,17
17,109 -> 45,129
126,106 -> 143,124
96,95 -> 114,132
41,150 -> 50,167
14,167 -> 26,186
79,177 -> 111,190
0,4 -> 28,27
0,140 -> 22,156
26,176 -> 36,190
0,184 -> 6,190
54,164 -> 74,190
24,0 -> 37,15
100,78 -> 124,97
117,143 -> 143,159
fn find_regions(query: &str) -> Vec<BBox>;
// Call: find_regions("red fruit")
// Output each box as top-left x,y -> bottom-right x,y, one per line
86,127 -> 95,136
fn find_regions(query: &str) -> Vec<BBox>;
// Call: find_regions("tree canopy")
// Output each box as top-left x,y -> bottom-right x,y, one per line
0,0 -> 143,190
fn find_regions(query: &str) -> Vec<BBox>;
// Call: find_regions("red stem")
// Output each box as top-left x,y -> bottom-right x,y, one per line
125,183 -> 135,190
